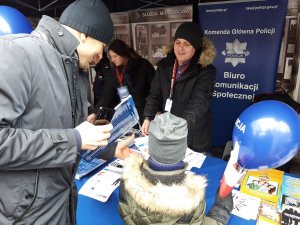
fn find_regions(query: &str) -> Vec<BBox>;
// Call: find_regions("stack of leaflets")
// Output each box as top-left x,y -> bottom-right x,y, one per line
240,170 -> 300,224
240,169 -> 284,204
278,175 -> 300,225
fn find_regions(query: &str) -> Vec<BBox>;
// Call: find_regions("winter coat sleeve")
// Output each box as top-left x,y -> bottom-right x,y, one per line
0,37 -> 78,170
206,190 -> 233,225
118,180 -> 135,224
182,65 -> 216,129
143,67 -> 164,120
144,60 -> 155,96
97,142 -> 117,161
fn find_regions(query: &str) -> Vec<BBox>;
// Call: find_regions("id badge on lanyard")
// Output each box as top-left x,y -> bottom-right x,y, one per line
117,85 -> 129,100
164,98 -> 173,112
115,65 -> 129,100
164,60 -> 190,112
165,60 -> 177,112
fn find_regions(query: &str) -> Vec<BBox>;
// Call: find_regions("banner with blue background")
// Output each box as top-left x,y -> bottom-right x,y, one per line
198,0 -> 287,146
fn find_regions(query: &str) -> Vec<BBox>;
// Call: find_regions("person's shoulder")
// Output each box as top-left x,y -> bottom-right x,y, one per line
138,57 -> 150,63
1,33 -> 30,40
200,64 -> 217,77
131,57 -> 148,65
0,33 -> 33,47
193,65 -> 216,82
128,57 -> 150,70
139,58 -> 155,68
0,34 -> 38,58
157,52 -> 176,67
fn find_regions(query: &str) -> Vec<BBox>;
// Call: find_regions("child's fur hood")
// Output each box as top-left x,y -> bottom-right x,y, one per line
122,153 -> 207,217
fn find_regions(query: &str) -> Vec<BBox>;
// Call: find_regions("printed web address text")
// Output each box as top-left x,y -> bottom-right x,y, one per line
245,5 -> 278,10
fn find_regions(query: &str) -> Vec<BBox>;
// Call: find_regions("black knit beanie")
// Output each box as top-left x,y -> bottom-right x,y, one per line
59,0 -> 114,45
174,22 -> 203,50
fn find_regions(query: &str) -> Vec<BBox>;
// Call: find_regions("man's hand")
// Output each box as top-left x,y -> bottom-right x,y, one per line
115,135 -> 135,160
75,121 -> 112,150
87,113 -> 96,124
87,113 -> 109,125
141,119 -> 150,136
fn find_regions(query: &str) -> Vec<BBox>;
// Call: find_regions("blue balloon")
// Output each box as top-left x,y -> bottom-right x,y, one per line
0,6 -> 32,35
233,100 -> 300,170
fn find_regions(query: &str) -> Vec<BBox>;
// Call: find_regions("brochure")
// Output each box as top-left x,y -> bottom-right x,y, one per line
256,200 -> 281,225
78,159 -> 125,202
232,189 -> 261,220
80,95 -> 139,162
240,169 -> 284,204
183,148 -> 206,170
75,157 -> 106,180
278,175 -> 300,210
281,204 -> 300,225
76,95 -> 139,179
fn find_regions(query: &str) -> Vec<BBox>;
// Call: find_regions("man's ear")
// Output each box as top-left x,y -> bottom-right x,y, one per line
79,33 -> 87,43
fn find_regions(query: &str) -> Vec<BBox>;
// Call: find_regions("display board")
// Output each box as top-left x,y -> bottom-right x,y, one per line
198,0 -> 288,146
110,12 -> 131,46
129,5 -> 193,65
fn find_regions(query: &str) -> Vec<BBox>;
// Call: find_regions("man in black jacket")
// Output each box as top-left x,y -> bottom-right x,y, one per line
142,22 -> 217,153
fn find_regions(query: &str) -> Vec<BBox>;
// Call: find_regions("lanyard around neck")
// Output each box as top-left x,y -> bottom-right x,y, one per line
115,64 -> 127,86
169,60 -> 190,99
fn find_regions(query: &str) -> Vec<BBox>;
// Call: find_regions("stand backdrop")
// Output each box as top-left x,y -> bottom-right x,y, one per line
198,0 -> 288,146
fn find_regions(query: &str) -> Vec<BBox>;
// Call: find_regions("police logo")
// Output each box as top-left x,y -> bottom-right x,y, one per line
222,39 -> 250,67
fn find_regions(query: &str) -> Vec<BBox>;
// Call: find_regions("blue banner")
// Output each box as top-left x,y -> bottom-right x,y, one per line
198,0 -> 287,146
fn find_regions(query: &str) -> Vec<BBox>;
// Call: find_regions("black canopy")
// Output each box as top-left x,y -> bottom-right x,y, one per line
1,0 -> 200,18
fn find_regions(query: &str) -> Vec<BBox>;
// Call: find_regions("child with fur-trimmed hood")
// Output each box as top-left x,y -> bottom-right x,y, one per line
119,112 -> 233,225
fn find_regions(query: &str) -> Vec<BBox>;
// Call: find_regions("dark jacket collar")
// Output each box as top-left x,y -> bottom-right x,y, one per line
33,15 -> 79,57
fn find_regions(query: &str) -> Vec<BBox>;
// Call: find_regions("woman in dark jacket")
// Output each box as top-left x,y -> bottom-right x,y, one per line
89,39 -> 155,124
141,22 -> 217,153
